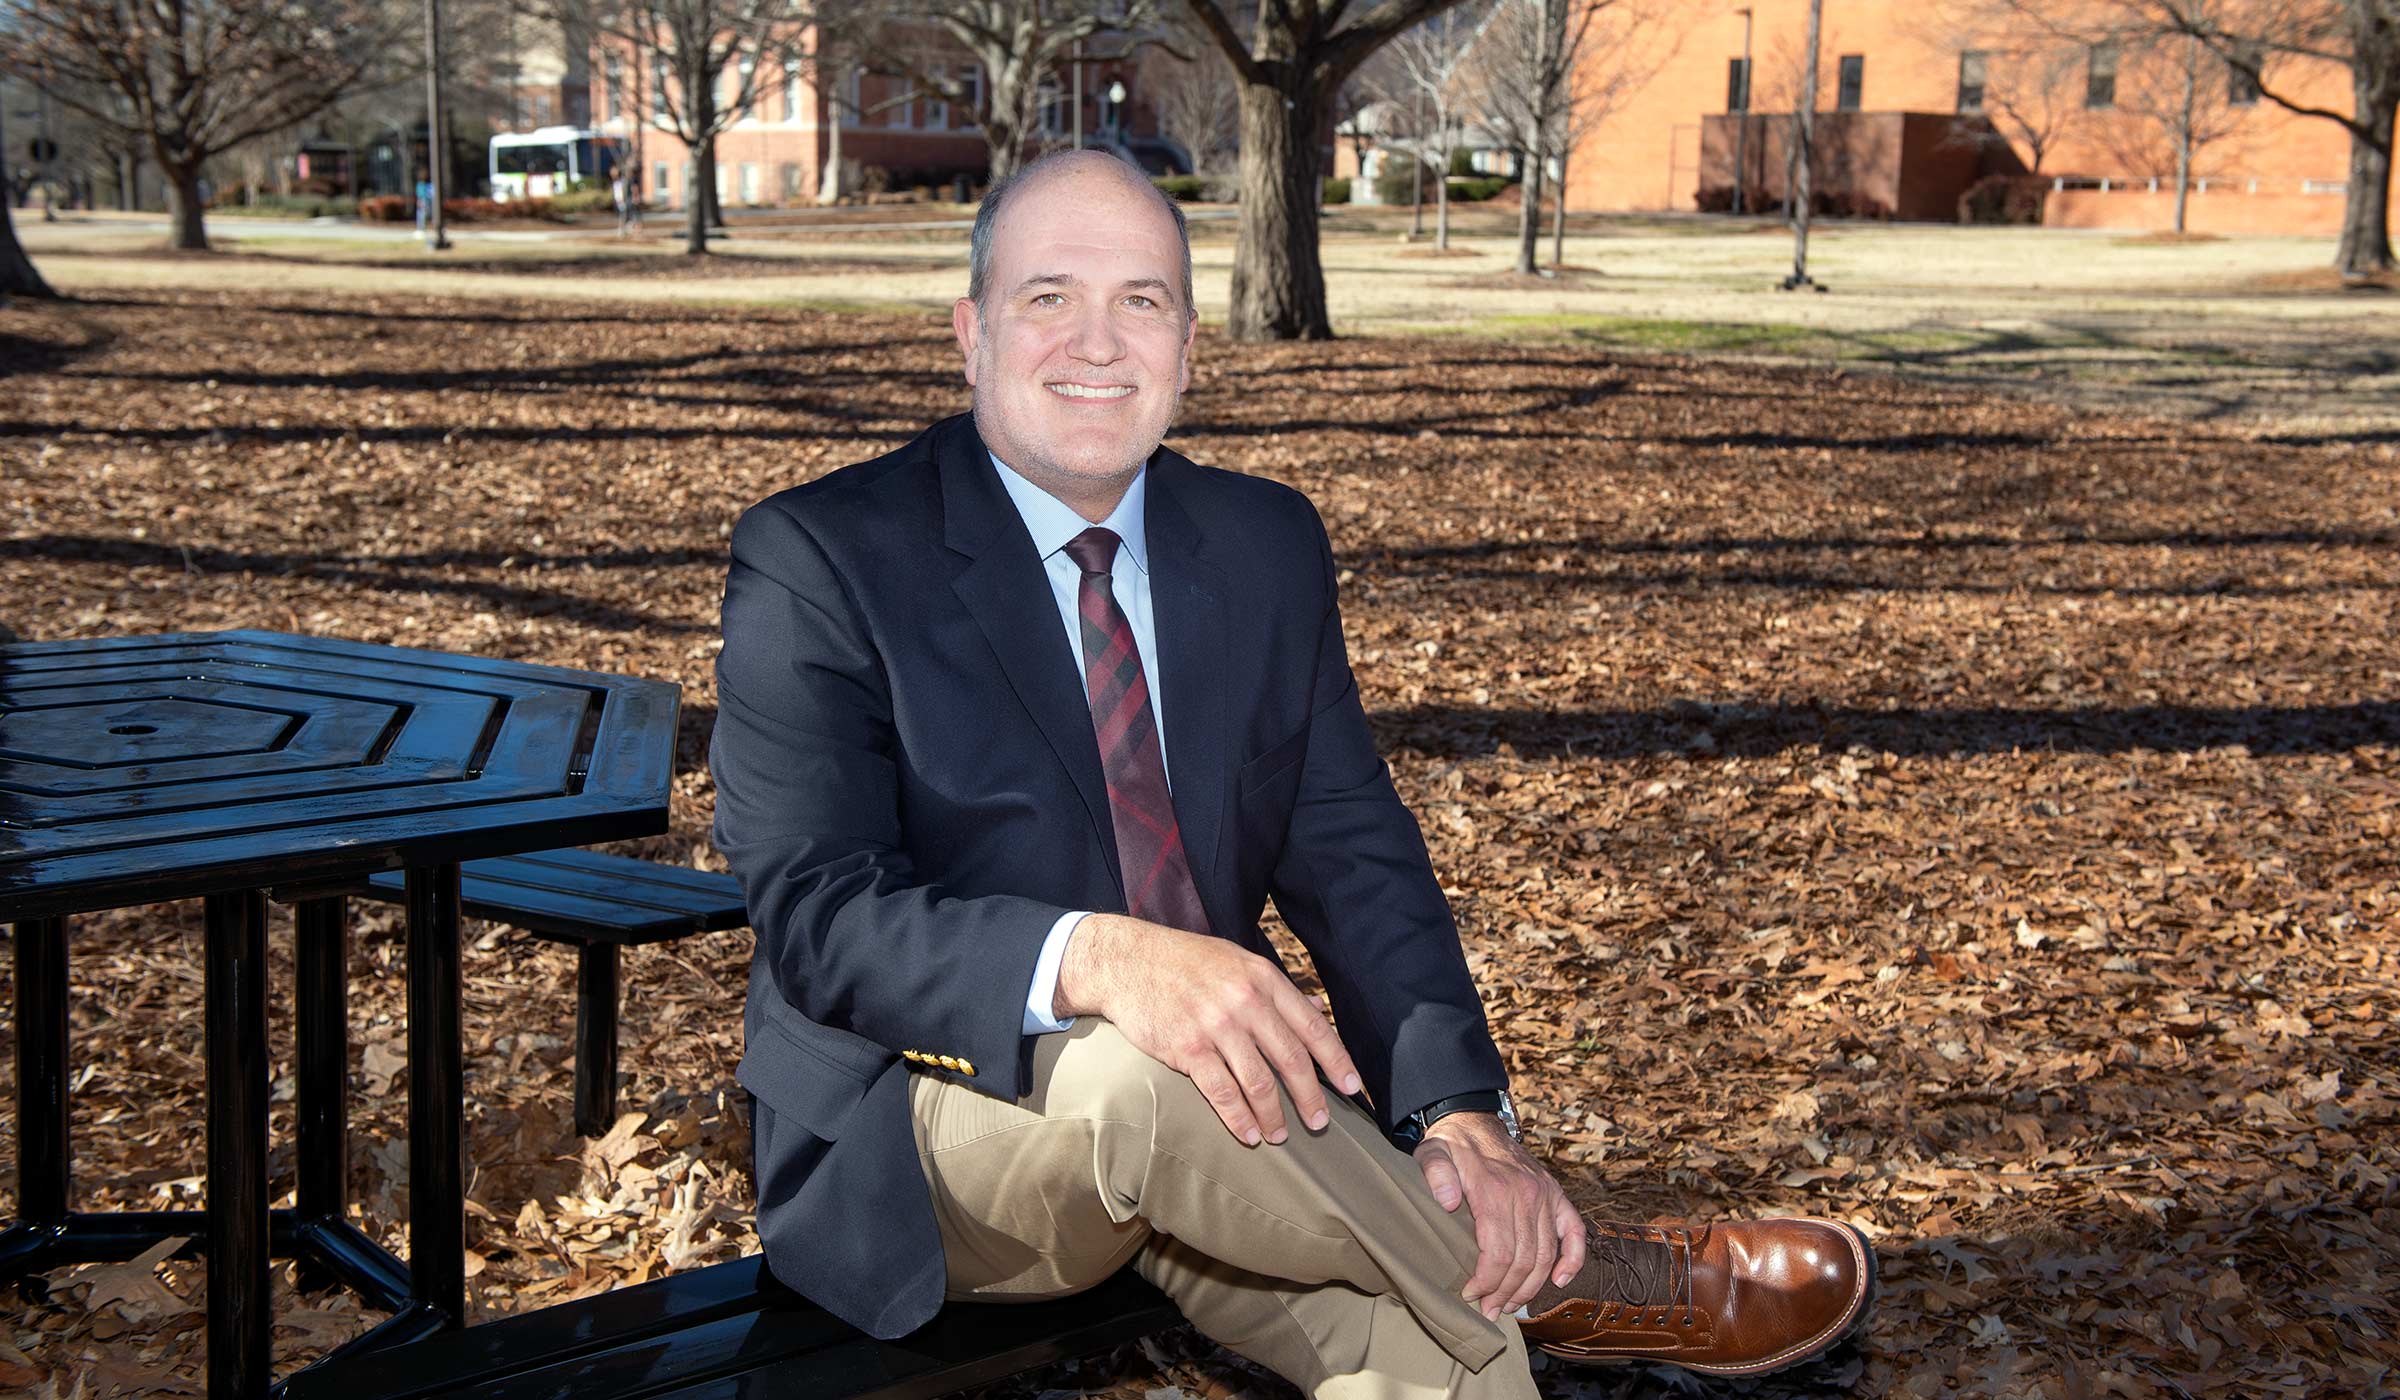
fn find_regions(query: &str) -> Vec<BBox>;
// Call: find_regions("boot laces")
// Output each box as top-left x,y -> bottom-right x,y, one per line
1590,1224 -> 1697,1326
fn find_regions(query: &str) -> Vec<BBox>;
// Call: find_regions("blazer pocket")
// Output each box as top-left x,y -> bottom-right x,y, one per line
737,1010 -> 885,1141
1237,725 -> 1310,800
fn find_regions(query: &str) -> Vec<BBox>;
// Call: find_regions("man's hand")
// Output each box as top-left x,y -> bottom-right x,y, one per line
1054,913 -> 1363,1147
1416,1112 -> 1586,1320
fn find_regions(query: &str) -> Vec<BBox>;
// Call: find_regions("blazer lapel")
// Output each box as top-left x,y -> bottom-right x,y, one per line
1145,452 -> 1232,929
938,422 -> 1124,900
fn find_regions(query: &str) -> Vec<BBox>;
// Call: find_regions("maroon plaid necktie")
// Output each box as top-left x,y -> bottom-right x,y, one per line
1063,527 -> 1210,935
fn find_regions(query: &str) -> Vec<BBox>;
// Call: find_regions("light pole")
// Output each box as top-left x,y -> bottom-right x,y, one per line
1731,7 -> 1752,216
424,0 -> 452,250
1106,79 -> 1127,142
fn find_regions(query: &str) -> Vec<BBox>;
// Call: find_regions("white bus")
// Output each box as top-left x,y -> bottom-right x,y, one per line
489,127 -> 627,200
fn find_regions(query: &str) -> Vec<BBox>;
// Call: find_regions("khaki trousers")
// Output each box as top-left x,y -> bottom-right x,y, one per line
910,1020 -> 1538,1400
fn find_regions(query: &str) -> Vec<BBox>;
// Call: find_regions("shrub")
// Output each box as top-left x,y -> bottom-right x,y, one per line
549,187 -> 616,215
1448,176 -> 1510,202
1372,155 -> 1435,207
1154,174 -> 1205,202
222,192 -> 359,218
1694,183 -> 1772,213
359,194 -> 411,222
1321,177 -> 1351,206
1448,148 -> 1478,178
1694,184 -> 1892,219
1958,173 -> 2047,225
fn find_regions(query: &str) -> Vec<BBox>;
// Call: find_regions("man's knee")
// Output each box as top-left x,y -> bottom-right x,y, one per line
1034,1020 -> 1199,1131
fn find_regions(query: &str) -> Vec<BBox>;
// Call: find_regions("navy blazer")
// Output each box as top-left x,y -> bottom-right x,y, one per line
710,414 -> 1506,1338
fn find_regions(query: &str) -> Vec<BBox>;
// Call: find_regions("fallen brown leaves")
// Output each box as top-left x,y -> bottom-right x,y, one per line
1,289 -> 2395,1399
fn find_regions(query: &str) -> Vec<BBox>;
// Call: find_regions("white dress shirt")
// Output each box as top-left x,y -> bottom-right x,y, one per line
990,453 -> 1169,1034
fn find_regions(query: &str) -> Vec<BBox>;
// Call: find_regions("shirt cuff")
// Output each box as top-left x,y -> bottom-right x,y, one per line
1022,910 -> 1087,1034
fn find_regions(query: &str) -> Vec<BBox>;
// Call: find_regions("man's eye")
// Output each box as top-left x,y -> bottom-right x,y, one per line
1124,295 -> 1156,310
1032,292 -> 1065,307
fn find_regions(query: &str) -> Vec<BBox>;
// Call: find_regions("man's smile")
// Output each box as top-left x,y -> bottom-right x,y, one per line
1047,382 -> 1137,400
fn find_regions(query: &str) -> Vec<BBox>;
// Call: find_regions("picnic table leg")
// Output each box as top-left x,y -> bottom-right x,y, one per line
404,865 -> 466,1325
204,890 -> 272,1400
573,943 -> 621,1138
293,896 -> 348,1290
0,917 -> 70,1283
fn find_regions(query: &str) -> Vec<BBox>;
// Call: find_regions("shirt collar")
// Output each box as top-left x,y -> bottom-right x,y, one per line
989,452 -> 1151,576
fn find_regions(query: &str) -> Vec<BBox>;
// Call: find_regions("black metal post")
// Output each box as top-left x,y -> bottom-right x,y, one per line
405,864 -> 466,1320
573,943 -> 621,1138
204,889 -> 272,1400
294,897 -> 349,1227
12,918 -> 70,1229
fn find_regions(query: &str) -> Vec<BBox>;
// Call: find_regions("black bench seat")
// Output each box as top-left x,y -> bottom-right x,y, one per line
279,1255 -> 1181,1400
351,848 -> 749,1136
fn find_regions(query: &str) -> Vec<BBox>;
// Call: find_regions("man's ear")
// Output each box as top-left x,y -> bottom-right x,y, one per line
952,297 -> 981,385
1177,310 -> 1197,393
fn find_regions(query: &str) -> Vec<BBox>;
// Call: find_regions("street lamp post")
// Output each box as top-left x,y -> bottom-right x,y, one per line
1106,79 -> 1127,142
424,0 -> 452,251
1732,7 -> 1752,216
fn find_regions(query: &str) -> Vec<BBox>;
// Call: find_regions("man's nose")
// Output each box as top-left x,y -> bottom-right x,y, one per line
1064,301 -> 1126,364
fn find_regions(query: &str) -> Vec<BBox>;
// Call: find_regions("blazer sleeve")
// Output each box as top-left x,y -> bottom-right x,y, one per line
1266,506 -> 1510,1131
711,497 -> 1067,1098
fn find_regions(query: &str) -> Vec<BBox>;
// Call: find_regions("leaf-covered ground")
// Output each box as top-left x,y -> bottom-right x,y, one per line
1,289 -> 2395,1399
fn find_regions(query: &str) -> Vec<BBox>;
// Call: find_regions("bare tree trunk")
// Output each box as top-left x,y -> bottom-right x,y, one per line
0,107 -> 57,298
1411,89 -> 1426,236
2173,44 -> 2195,235
820,99 -> 844,203
164,159 -> 209,251
1435,129 -> 1451,249
686,146 -> 710,253
2335,70 -> 2396,280
1783,0 -> 1821,289
1550,147 -> 1567,267
1514,149 -> 1543,274
1228,78 -> 1331,341
704,147 -> 727,234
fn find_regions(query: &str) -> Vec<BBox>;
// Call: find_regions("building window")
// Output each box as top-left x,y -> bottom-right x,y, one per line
2086,42 -> 2118,108
1836,54 -> 1863,111
780,162 -> 803,199
927,68 -> 950,129
532,93 -> 551,125
740,162 -> 760,204
1956,50 -> 1987,112
962,64 -> 984,125
654,55 -> 671,120
842,68 -> 861,127
654,161 -> 671,202
2227,43 -> 2262,105
605,53 -> 624,122
1726,57 -> 1750,112
785,56 -> 803,122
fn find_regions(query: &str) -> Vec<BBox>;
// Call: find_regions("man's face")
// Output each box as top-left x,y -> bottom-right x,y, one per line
954,161 -> 1195,509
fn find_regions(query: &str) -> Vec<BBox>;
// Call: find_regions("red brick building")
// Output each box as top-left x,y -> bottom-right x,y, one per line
1566,0 -> 2387,237
590,34 -> 1162,209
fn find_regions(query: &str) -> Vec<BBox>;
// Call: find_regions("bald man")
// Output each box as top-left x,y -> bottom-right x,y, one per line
712,151 -> 1874,1397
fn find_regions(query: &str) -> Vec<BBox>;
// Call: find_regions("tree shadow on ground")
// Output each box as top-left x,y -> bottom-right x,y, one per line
1370,700 -> 2400,760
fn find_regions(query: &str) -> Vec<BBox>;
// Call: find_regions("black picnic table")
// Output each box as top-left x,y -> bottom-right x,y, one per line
0,629 -> 678,1399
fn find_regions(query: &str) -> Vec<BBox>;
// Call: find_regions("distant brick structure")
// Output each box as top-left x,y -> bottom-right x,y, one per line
1564,0 -> 2384,236
589,33 -> 1164,210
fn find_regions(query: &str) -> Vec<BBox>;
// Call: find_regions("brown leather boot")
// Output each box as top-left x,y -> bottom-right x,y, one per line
1520,1217 -> 1874,1376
